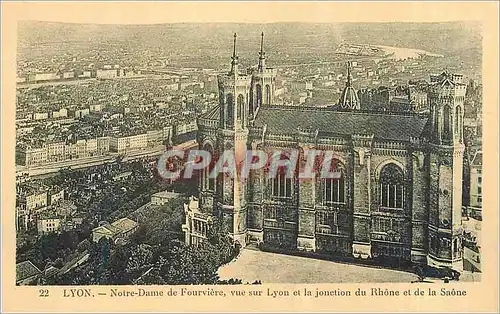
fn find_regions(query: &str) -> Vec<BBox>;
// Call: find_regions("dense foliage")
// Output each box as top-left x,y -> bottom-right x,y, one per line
17,227 -> 92,269
44,218 -> 240,285
20,159 -> 241,285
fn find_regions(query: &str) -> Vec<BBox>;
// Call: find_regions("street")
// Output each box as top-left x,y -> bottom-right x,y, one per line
17,146 -> 166,178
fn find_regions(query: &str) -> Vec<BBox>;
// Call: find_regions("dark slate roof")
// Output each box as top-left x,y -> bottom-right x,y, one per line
253,106 -> 429,141
173,131 -> 197,145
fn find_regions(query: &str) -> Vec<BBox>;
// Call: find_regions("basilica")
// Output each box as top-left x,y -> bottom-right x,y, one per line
183,33 -> 466,270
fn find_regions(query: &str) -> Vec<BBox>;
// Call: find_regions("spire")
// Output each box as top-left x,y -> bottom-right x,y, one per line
233,33 -> 237,58
258,32 -> 266,71
346,61 -> 352,87
339,61 -> 360,110
260,32 -> 264,54
230,33 -> 239,75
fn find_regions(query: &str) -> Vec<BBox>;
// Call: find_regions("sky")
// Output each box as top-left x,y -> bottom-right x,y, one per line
4,2 -> 489,25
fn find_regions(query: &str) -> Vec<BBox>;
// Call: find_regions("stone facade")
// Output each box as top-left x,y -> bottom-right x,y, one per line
187,34 -> 465,270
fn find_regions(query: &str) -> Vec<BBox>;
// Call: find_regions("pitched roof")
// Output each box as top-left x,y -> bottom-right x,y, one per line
111,218 -> 138,233
93,225 -> 117,235
16,260 -> 42,282
253,106 -> 429,141
58,251 -> 90,275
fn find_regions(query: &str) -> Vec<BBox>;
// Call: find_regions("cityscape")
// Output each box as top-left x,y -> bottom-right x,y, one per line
15,21 -> 482,285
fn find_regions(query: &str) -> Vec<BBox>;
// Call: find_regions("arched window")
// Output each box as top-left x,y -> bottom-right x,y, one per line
431,236 -> 437,252
256,84 -> 262,107
226,94 -> 233,125
271,154 -> 293,199
442,105 -> 452,142
237,94 -> 244,122
202,144 -> 215,191
323,159 -> 346,204
379,163 -> 404,208
272,172 -> 292,198
265,84 -> 271,105
433,108 -> 439,138
455,106 -> 462,140
249,89 -> 254,116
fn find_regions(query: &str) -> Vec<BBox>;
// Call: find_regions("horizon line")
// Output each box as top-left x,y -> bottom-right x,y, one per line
18,20 -> 481,27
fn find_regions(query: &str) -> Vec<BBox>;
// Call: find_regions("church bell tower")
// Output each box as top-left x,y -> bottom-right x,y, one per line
250,32 -> 277,119
427,72 -> 465,270
215,33 -> 252,246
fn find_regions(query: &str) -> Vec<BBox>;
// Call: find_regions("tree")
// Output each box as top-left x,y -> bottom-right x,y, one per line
47,211 -> 239,285
126,244 -> 153,275
108,245 -> 132,285
206,218 -> 239,264
95,237 -> 111,285
59,231 -> 79,251
53,257 -> 64,268
130,225 -> 148,244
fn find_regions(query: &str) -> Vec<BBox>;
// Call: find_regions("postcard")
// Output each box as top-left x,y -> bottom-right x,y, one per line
2,1 -> 498,313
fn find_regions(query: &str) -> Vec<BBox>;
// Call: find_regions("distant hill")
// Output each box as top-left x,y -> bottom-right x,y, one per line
17,21 -> 481,69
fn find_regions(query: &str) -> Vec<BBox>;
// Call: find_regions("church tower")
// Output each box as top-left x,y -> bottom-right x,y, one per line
250,32 -> 277,119
338,61 -> 360,110
427,72 -> 465,270
218,33 -> 252,129
215,33 -> 252,246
